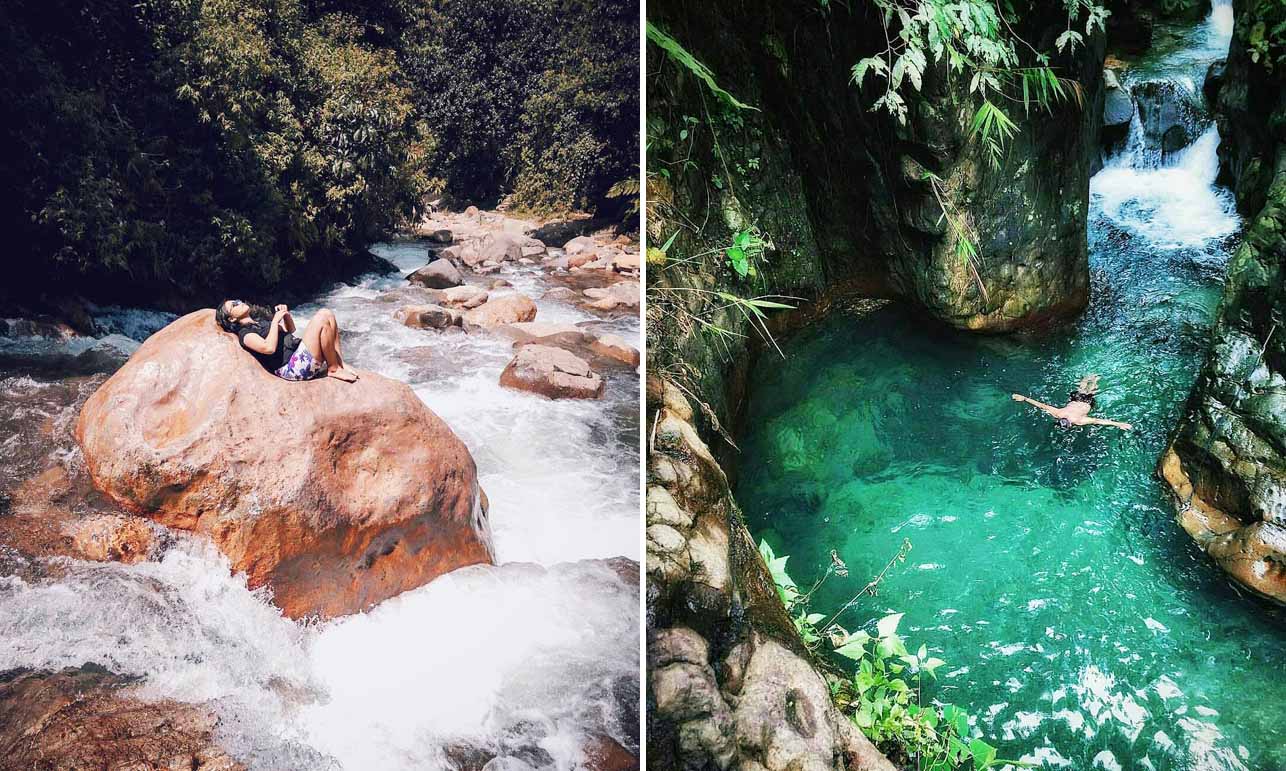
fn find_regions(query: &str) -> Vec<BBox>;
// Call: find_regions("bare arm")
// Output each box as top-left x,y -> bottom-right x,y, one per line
241,310 -> 288,355
1086,417 -> 1133,431
1012,393 -> 1062,417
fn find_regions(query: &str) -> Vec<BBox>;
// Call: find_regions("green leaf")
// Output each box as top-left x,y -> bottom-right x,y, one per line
969,739 -> 997,768
877,612 -> 904,638
646,23 -> 758,111
835,639 -> 867,660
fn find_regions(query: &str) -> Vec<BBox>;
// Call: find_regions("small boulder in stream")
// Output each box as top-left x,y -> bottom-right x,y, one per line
463,294 -> 538,329
396,303 -> 461,329
75,309 -> 494,619
408,258 -> 464,289
499,344 -> 604,400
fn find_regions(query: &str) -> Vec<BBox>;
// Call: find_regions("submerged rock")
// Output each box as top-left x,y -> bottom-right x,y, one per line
499,344 -> 604,400
75,309 -> 494,619
0,666 -> 240,770
1132,79 -> 1208,159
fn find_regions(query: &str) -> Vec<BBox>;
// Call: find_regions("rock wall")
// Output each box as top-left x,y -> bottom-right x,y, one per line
646,378 -> 894,771
1161,0 -> 1286,604
647,3 -> 1108,766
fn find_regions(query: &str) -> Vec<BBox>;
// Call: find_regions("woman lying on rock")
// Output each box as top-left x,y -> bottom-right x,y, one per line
1011,374 -> 1131,431
215,300 -> 358,382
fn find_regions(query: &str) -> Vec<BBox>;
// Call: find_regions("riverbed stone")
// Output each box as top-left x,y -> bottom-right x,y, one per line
584,282 -> 639,312
396,303 -> 460,329
407,258 -> 463,289
499,344 -> 604,400
463,294 -> 538,328
75,309 -> 494,619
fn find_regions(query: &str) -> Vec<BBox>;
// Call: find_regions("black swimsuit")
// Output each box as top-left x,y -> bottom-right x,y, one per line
1068,390 -> 1097,409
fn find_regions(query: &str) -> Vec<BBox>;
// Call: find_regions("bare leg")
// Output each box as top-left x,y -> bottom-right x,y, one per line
301,309 -> 357,381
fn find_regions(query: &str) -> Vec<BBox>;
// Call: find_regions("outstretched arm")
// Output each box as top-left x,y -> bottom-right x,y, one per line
1012,393 -> 1061,417
1086,416 -> 1133,431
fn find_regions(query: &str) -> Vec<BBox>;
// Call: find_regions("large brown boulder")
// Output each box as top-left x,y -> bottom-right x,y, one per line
75,310 -> 494,619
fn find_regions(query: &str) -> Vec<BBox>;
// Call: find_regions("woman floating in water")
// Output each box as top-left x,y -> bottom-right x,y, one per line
1011,374 -> 1131,431
215,299 -> 358,382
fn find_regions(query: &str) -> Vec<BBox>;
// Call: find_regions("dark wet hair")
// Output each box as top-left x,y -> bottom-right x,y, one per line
215,300 -> 237,333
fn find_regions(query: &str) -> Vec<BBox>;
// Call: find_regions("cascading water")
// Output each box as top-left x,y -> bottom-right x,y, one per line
735,3 -> 1285,770
0,241 -> 640,768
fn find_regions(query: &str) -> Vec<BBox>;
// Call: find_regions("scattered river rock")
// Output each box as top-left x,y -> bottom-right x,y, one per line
396,303 -> 461,329
499,344 -> 604,400
75,309 -> 494,619
408,258 -> 464,289
463,294 -> 538,329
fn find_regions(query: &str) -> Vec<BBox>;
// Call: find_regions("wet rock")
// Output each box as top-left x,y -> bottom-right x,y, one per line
500,321 -> 592,348
581,734 -> 637,771
408,258 -> 464,289
0,666 -> 241,770
396,304 -> 461,329
1204,58 -> 1226,108
75,309 -> 493,619
590,333 -> 641,368
432,285 -> 489,309
1133,79 -> 1208,159
1106,1 -> 1153,53
1103,69 -> 1134,151
429,229 -> 454,244
69,514 -> 155,564
491,279 -> 513,289
584,282 -> 640,313
568,250 -> 601,269
463,294 -> 538,328
499,344 -> 604,400
646,379 -> 895,771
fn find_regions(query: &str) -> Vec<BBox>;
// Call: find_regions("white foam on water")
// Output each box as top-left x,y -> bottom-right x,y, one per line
1093,129 -> 1239,248
299,560 -> 638,769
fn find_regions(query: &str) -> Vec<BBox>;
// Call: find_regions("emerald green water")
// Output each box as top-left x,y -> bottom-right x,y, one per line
735,9 -> 1286,770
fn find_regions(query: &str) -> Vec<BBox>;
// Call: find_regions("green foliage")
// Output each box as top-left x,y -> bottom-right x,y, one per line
725,228 -> 768,279
850,0 -> 1102,163
402,0 -> 638,214
1,0 -> 636,303
758,539 -> 1028,770
1,0 -> 428,299
647,23 -> 759,112
1245,0 -> 1286,72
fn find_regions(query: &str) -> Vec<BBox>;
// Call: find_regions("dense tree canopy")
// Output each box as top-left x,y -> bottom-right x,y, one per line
0,0 -> 638,305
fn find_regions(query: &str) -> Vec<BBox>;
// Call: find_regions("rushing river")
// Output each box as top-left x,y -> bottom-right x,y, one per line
0,240 -> 640,768
736,3 -> 1286,770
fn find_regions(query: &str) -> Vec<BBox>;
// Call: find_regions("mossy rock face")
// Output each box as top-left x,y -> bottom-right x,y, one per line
1164,155 -> 1286,605
1162,0 -> 1286,605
